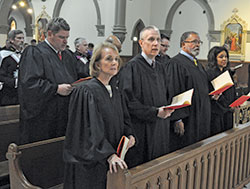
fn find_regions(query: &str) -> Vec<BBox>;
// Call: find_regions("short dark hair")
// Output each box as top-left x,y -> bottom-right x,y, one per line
88,43 -> 94,48
47,17 -> 70,34
180,31 -> 198,47
161,33 -> 170,41
7,30 -> 23,40
30,39 -> 36,43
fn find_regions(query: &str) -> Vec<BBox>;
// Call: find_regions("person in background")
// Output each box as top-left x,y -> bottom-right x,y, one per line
105,35 -> 122,53
18,17 -> 84,144
87,42 -> 94,59
30,39 -> 37,46
118,26 -> 174,168
63,42 -> 135,189
206,46 -> 236,135
166,31 -> 211,152
0,29 -> 24,106
74,37 -> 90,77
156,33 -> 170,64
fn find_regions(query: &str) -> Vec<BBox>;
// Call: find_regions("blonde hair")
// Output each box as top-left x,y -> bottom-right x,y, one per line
89,42 -> 121,77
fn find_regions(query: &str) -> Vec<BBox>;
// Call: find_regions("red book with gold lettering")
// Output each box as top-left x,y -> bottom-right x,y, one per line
116,136 -> 129,160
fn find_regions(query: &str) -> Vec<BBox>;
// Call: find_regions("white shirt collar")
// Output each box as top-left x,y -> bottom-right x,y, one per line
180,49 -> 195,61
45,39 -> 58,54
141,51 -> 154,66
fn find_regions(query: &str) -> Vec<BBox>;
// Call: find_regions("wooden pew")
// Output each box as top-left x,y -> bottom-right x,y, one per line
6,136 -> 65,189
107,122 -> 250,189
0,105 -> 19,162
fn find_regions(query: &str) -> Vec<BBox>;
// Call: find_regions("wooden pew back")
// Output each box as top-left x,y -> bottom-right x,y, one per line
107,123 -> 250,189
0,105 -> 19,161
6,136 -> 65,189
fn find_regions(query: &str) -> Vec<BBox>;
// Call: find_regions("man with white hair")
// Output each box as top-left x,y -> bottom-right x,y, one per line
118,26 -> 174,167
74,37 -> 90,77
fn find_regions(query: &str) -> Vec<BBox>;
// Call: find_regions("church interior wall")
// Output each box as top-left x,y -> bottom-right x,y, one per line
9,9 -> 26,36
3,0 -> 250,60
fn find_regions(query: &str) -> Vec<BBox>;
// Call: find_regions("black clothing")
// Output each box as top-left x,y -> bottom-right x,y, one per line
63,78 -> 132,189
118,54 -> 170,167
0,46 -> 20,106
206,68 -> 236,135
18,42 -> 83,144
74,51 -> 90,78
166,53 -> 211,151
155,54 -> 170,65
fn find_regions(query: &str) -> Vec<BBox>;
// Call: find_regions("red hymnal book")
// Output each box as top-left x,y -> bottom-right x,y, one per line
209,71 -> 234,95
116,136 -> 129,160
229,93 -> 250,107
71,77 -> 92,86
164,88 -> 194,110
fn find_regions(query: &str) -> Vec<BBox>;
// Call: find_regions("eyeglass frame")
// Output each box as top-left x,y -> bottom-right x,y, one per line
161,44 -> 170,48
184,40 -> 203,45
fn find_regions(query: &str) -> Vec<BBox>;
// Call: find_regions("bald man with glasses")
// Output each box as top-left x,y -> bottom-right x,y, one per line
165,31 -> 211,152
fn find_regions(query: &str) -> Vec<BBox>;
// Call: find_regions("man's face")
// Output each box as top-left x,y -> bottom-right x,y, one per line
10,33 -> 24,50
182,33 -> 202,57
78,40 -> 88,55
48,29 -> 69,51
160,38 -> 170,55
139,29 -> 160,59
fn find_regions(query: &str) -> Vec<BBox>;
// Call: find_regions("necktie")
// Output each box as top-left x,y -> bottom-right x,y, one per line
151,60 -> 155,68
58,52 -> 62,60
193,58 -> 198,66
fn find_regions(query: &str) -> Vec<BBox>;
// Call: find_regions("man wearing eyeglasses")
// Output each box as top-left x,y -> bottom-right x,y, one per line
156,33 -> 170,64
166,31 -> 211,152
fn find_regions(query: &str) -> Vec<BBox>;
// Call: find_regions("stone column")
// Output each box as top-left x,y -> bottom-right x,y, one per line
0,25 -> 9,47
112,0 -> 127,44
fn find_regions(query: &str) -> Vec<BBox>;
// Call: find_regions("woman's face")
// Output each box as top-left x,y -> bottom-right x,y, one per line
216,50 -> 228,70
98,47 -> 119,78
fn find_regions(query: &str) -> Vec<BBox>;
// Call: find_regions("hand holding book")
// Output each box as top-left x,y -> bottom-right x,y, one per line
209,70 -> 234,95
229,92 -> 250,107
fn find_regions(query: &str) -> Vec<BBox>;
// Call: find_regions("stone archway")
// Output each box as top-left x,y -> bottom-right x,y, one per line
131,19 -> 145,56
164,0 -> 215,38
53,0 -> 104,36
0,0 -> 34,38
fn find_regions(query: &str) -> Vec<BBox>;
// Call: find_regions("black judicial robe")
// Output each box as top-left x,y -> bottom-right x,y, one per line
118,54 -> 170,167
63,78 -> 132,189
166,53 -> 211,151
206,68 -> 236,135
18,42 -> 84,144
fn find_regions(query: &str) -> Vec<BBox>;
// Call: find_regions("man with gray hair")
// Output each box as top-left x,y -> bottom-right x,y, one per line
0,29 -> 24,106
74,37 -> 90,77
118,26 -> 174,167
166,31 -> 211,151
18,17 -> 84,144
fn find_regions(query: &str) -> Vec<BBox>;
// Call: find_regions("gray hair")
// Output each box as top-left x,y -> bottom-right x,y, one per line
180,31 -> 199,47
7,30 -> 23,40
139,25 -> 160,40
47,17 -> 70,34
74,37 -> 86,49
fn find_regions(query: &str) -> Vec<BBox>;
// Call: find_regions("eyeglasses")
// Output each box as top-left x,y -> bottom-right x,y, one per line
161,44 -> 170,48
184,40 -> 203,45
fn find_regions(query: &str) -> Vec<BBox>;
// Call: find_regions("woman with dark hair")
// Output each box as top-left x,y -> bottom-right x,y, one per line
63,42 -> 135,189
206,46 -> 236,135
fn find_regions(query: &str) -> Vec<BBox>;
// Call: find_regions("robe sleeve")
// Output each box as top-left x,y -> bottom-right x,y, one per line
0,57 -> 15,88
63,85 -> 116,165
18,46 -> 58,119
119,63 -> 158,122
165,61 -> 191,121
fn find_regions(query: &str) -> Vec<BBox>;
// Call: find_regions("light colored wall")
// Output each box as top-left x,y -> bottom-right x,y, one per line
24,0 -> 250,60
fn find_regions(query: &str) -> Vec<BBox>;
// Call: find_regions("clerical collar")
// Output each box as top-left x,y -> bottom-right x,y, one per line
141,51 -> 155,66
45,39 -> 59,53
180,50 -> 195,61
